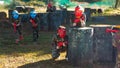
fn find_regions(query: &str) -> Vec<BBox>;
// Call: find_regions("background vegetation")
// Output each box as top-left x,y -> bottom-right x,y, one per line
3,0 -> 120,10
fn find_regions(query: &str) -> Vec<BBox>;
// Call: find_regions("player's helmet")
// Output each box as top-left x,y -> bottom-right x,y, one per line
12,10 -> 19,19
78,5 -> 84,12
30,10 -> 37,19
57,25 -> 66,38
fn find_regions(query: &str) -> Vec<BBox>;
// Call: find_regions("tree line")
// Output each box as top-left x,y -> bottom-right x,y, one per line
17,0 -> 120,8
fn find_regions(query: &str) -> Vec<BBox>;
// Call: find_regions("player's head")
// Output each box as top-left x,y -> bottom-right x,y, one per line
30,10 -> 37,19
57,25 -> 66,38
78,5 -> 84,12
59,25 -> 66,29
12,10 -> 19,19
75,5 -> 84,12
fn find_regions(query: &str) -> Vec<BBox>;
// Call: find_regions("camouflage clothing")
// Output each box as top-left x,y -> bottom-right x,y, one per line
12,15 -> 23,43
29,15 -> 39,42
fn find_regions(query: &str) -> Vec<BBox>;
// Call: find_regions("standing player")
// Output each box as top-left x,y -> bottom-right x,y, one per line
73,5 -> 86,27
29,10 -> 39,42
12,10 -> 23,44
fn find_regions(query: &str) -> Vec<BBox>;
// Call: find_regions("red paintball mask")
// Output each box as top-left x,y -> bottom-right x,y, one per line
57,27 -> 66,38
75,6 -> 80,11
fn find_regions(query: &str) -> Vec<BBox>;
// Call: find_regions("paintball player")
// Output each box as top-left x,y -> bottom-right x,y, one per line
52,25 -> 68,60
12,10 -> 23,44
29,10 -> 39,42
112,26 -> 120,64
73,5 -> 86,27
47,1 -> 53,31
106,26 -> 120,64
47,2 -> 56,30
46,2 -> 56,12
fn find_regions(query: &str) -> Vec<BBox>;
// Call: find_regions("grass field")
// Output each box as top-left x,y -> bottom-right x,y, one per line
0,8 -> 120,68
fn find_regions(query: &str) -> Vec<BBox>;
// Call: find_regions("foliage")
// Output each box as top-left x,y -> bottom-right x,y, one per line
115,0 -> 120,8
20,0 -> 48,4
5,0 -> 46,9
26,1 -> 45,6
5,0 -> 25,9
0,5 -> 8,10
104,8 -> 114,12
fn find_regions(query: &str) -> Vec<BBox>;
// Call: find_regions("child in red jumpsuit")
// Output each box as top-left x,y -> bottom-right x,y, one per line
73,5 -> 86,27
52,26 -> 68,60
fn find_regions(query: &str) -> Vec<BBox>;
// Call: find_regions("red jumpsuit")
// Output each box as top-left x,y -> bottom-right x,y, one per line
57,27 -> 68,48
73,6 -> 85,27
52,26 -> 68,59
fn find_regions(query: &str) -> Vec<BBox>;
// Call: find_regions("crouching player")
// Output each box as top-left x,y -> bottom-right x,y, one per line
52,26 -> 68,60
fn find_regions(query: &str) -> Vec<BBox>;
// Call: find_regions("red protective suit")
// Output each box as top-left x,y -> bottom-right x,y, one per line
52,26 -> 68,59
74,6 -> 83,24
56,27 -> 68,48
73,6 -> 86,27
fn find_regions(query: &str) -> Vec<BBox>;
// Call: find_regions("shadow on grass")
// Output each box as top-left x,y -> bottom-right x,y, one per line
18,59 -> 74,68
18,58 -> 116,68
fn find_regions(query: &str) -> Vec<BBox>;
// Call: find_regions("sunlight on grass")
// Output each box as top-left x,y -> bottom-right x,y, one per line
0,51 -> 51,68
0,52 -> 67,68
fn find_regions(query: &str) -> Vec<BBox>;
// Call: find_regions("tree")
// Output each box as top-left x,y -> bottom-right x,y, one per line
115,0 -> 120,8
22,0 -> 30,2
